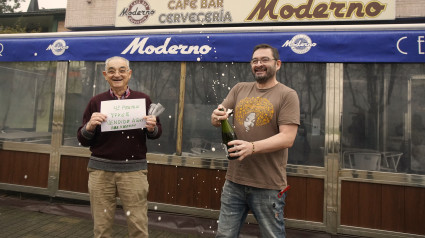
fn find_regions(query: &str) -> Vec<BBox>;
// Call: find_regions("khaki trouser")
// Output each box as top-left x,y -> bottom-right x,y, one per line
88,168 -> 149,238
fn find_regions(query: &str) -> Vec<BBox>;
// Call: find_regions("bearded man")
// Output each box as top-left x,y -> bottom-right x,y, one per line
211,44 -> 300,238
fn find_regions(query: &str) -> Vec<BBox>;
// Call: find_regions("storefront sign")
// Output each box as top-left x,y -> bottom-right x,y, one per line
0,30 -> 424,63
115,0 -> 395,27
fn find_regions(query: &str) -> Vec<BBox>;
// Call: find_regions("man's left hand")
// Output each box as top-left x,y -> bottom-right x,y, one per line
227,140 -> 255,161
144,115 -> 157,132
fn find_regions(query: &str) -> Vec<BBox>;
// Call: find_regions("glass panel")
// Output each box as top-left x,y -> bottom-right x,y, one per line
342,63 -> 425,175
63,61 -> 180,155
410,75 -> 425,174
0,62 -> 56,144
183,62 -> 248,157
63,61 -> 97,145
280,63 -> 326,167
183,62 -> 326,167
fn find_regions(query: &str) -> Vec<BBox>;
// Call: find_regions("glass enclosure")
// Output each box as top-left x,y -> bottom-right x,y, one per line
3,59 -> 424,175
0,62 -> 57,144
342,63 -> 425,175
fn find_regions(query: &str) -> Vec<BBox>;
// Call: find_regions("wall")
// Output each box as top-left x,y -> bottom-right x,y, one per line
65,0 -> 425,29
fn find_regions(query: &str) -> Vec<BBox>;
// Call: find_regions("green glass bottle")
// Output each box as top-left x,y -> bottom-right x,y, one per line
220,109 -> 238,160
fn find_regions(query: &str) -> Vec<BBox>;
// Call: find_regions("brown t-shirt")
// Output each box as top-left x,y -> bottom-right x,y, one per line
222,82 -> 300,190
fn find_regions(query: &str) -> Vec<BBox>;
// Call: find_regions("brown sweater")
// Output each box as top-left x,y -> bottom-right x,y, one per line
77,90 -> 162,172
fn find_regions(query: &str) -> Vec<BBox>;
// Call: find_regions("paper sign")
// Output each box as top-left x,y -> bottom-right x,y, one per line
100,99 -> 146,132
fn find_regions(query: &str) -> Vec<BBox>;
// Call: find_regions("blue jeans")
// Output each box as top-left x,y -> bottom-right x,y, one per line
216,180 -> 287,238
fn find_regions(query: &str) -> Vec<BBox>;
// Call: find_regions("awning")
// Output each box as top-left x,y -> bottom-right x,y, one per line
1,25 -> 424,63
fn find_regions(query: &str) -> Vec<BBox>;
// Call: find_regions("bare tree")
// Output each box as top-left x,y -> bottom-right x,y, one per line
0,0 -> 26,14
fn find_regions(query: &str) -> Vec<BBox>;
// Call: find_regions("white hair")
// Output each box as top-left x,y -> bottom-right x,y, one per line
104,56 -> 130,71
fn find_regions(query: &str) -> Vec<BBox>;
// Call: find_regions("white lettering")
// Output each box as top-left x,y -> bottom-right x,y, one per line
155,38 -> 171,54
168,45 -> 178,54
418,36 -> 424,55
282,39 -> 316,48
179,45 -> 189,54
121,37 -> 212,55
199,45 -> 211,54
121,37 -> 148,54
397,36 -> 407,55
145,45 -> 155,54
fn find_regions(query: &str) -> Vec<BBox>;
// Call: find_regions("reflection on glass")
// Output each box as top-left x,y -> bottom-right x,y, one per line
183,62 -> 247,158
63,61 -> 96,146
0,62 -> 56,144
409,76 -> 425,174
280,63 -> 326,167
63,61 -> 180,155
342,64 -> 425,175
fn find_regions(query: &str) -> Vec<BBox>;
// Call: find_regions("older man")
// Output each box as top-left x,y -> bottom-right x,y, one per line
77,56 -> 162,238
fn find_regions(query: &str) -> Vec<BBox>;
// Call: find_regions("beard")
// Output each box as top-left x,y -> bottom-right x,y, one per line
252,65 -> 275,84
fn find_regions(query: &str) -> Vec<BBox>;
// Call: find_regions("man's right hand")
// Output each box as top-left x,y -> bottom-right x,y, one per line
211,105 -> 228,127
86,112 -> 107,132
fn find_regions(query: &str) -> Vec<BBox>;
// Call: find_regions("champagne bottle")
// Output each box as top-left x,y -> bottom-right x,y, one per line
220,109 -> 239,160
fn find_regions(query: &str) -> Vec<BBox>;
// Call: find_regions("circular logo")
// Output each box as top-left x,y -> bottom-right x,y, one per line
290,34 -> 316,54
0,43 -> 3,56
127,0 -> 152,25
51,39 -> 69,56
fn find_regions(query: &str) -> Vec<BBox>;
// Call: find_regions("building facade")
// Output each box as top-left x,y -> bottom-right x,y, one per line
1,0 -> 425,237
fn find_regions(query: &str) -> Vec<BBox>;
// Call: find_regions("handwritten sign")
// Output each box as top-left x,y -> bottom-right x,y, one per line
100,99 -> 146,132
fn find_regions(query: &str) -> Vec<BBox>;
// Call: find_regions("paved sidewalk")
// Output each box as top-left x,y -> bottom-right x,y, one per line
0,192 -> 362,238
0,193 -> 216,238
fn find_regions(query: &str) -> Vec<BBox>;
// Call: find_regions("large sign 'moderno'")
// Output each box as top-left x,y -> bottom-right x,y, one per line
115,0 -> 395,27
246,0 -> 387,21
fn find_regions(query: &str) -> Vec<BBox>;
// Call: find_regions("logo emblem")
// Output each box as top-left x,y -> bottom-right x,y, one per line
0,43 -> 4,56
46,39 -> 69,56
282,34 -> 316,54
123,0 -> 155,25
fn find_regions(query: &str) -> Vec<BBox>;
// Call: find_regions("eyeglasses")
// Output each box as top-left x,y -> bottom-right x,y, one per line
250,57 -> 276,65
106,69 -> 129,76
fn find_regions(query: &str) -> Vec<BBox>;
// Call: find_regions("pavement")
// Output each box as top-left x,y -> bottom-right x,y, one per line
0,191 -> 361,238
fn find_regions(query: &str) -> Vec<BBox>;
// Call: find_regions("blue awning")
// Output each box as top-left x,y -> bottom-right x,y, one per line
0,30 -> 424,62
